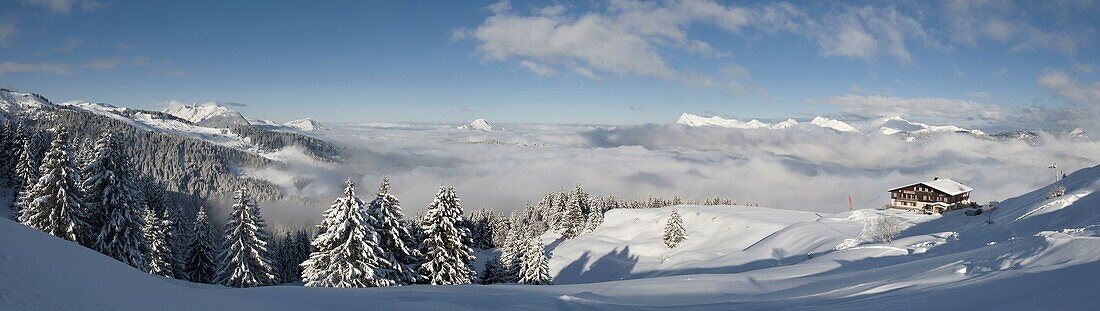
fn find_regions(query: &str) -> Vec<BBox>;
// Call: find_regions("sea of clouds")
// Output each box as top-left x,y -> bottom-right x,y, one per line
239,121 -> 1099,230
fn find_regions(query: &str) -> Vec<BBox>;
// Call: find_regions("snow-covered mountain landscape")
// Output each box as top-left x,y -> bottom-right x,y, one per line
4,0 -> 1100,310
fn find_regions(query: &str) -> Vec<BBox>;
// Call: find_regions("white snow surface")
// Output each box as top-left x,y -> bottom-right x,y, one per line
458,118 -> 494,131
4,165 -> 1100,309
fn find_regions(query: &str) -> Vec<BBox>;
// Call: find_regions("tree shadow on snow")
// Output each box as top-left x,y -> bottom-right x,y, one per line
554,247 -> 639,284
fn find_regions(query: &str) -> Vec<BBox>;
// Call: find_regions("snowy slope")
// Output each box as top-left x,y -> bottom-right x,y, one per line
283,118 -> 327,131
5,165 -> 1100,309
162,102 -> 250,128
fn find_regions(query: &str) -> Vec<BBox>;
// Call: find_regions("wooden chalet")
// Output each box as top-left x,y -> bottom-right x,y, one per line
887,177 -> 973,213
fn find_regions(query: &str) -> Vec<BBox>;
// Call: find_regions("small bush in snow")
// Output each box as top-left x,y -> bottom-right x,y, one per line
868,215 -> 902,244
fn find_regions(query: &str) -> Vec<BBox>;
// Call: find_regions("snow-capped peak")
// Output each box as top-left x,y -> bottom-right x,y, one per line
809,116 -> 859,133
676,113 -> 782,129
283,118 -> 327,131
162,101 -> 249,128
459,118 -> 493,131
677,113 -> 858,132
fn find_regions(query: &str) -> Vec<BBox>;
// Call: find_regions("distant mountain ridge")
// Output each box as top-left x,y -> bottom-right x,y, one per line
162,102 -> 250,128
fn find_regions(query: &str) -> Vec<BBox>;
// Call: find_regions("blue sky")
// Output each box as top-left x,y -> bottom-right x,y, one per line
0,0 -> 1097,126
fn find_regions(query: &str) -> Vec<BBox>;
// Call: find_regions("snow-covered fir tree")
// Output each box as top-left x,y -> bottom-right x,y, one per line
417,186 -> 476,285
664,209 -> 687,248
468,208 -> 495,250
0,122 -> 14,187
559,186 -> 589,239
271,232 -> 295,284
183,207 -> 218,283
480,254 -> 509,284
167,206 -> 190,279
19,126 -> 86,243
367,176 -> 421,285
584,202 -> 605,233
301,179 -> 395,288
84,132 -> 148,270
516,238 -> 552,285
499,227 -> 525,282
144,207 -> 175,277
10,137 -> 37,219
215,188 -> 277,288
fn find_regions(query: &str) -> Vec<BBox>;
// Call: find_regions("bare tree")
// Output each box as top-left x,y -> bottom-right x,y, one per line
868,215 -> 902,244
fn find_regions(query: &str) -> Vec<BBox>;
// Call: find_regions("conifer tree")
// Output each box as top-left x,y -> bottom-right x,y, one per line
663,209 -> 687,248
85,134 -> 147,269
167,207 -> 190,279
516,238 -> 552,285
367,176 -> 421,285
19,126 -> 86,243
418,186 -> 475,285
215,188 -> 277,287
144,207 -> 175,277
0,122 -> 14,186
301,179 -> 394,287
183,207 -> 218,283
10,137 -> 37,219
480,254 -> 508,284
559,186 -> 588,239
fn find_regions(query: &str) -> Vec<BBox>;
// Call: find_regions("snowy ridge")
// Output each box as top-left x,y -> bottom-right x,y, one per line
283,118 -> 326,131
676,113 -> 856,132
868,116 -> 985,136
809,116 -> 859,132
162,102 -> 250,128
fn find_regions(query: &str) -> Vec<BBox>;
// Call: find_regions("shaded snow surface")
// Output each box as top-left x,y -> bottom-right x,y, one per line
4,165 -> 1100,309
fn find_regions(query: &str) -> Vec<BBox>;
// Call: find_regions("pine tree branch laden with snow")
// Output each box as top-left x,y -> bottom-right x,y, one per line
664,209 -> 687,249
417,186 -> 476,285
367,176 -> 421,285
183,207 -> 218,283
19,126 -> 87,244
214,188 -> 277,288
301,179 -> 395,288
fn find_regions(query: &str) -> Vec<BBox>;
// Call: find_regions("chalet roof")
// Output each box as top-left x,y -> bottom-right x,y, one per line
889,178 -> 973,196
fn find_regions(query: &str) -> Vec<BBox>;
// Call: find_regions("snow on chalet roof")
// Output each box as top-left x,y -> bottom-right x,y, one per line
889,178 -> 974,196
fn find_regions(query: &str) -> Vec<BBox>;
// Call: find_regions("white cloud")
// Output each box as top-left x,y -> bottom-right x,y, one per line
1038,70 -> 1100,105
966,91 -> 991,100
0,19 -> 16,47
19,0 -> 102,14
817,94 -> 1003,122
1036,70 -> 1100,133
288,121 -> 1100,218
0,61 -> 70,77
84,57 -> 121,70
519,60 -> 554,76
941,0 -> 1091,55
572,66 -> 601,81
459,0 -> 760,95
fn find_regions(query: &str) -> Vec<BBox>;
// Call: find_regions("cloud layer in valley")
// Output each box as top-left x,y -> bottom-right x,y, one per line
246,121 -> 1100,226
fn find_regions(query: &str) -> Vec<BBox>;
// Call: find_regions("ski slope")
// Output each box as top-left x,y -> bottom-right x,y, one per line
3,165 -> 1100,310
